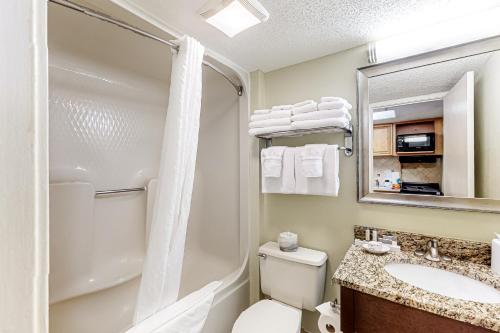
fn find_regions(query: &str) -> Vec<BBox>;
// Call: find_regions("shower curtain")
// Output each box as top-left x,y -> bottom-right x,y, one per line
133,36 -> 208,327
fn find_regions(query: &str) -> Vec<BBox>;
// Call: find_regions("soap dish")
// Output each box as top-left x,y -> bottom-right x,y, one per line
362,242 -> 390,255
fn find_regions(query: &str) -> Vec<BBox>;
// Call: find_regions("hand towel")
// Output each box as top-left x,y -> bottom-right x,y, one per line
262,147 -> 296,194
291,108 -> 352,122
318,100 -> 352,110
292,102 -> 318,115
295,145 -> 340,196
248,125 -> 294,136
261,146 -> 286,177
254,109 -> 270,114
293,100 -> 315,108
249,118 -> 291,128
271,105 -> 293,111
250,110 -> 291,122
291,117 -> 350,130
301,144 -> 327,177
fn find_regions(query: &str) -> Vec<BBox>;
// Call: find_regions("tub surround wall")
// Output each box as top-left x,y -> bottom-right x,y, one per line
250,45 -> 500,333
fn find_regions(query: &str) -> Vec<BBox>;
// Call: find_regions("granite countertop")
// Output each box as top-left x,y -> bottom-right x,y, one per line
333,245 -> 500,332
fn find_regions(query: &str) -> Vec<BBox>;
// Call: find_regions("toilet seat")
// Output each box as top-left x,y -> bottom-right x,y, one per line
232,299 -> 301,333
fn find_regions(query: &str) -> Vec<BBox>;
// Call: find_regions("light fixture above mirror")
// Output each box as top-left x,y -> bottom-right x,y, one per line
199,0 -> 269,38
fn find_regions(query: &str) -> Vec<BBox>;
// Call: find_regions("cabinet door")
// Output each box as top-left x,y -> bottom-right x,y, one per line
373,124 -> 393,156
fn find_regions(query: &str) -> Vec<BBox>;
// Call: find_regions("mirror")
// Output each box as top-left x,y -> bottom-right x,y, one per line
358,36 -> 500,212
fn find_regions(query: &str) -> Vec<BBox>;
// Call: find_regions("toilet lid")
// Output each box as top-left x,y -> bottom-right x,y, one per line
232,300 -> 301,333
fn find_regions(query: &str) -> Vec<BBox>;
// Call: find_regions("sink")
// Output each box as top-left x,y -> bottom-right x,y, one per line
384,263 -> 500,304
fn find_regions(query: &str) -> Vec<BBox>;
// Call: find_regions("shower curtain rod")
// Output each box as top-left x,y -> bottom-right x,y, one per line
48,0 -> 244,96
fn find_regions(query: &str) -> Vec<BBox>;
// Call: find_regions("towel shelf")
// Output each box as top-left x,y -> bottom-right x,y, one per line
255,124 -> 353,156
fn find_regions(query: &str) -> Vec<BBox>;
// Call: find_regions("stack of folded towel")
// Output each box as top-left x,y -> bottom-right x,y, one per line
248,106 -> 293,136
291,97 -> 352,130
249,97 -> 352,136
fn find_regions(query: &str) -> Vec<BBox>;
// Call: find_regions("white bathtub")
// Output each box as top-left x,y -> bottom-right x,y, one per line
48,3 -> 248,332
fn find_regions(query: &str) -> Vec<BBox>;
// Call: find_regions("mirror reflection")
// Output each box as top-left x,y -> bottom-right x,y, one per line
369,50 -> 500,199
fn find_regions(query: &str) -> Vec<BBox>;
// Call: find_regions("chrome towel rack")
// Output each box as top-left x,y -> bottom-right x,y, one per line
95,187 -> 146,197
255,124 -> 354,157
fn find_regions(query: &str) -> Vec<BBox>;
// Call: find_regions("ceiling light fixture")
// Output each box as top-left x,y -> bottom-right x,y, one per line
199,0 -> 269,38
373,110 -> 396,121
369,6 -> 500,63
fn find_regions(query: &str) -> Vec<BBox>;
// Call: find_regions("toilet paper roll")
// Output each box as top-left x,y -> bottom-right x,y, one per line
278,232 -> 298,251
318,314 -> 341,333
316,302 -> 342,333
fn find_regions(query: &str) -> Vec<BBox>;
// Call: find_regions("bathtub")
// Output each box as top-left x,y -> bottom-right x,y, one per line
48,2 -> 248,332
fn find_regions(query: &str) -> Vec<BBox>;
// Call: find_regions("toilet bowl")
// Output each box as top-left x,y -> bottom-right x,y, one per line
232,299 -> 301,333
232,242 -> 327,332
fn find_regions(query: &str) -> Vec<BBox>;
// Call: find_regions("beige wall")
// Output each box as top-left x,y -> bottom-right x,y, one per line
475,51 -> 500,199
250,45 -> 500,333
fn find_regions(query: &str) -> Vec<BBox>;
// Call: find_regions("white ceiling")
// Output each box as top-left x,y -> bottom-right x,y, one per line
373,100 -> 443,125
119,0 -> 500,72
369,52 -> 494,103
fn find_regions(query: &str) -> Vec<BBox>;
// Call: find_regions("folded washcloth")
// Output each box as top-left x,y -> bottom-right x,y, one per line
261,146 -> 286,177
292,108 -> 351,122
291,117 -> 350,130
250,110 -> 291,122
254,109 -> 270,114
318,100 -> 352,110
293,100 -> 315,108
292,102 -> 318,115
271,105 -> 293,111
249,118 -> 291,128
262,147 -> 296,194
248,125 -> 294,136
295,145 -> 340,196
301,144 -> 327,177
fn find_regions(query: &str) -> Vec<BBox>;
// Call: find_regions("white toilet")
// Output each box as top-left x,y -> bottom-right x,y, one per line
232,241 -> 327,333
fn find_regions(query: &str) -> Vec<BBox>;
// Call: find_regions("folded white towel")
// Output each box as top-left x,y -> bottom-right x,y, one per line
292,102 -> 318,115
295,145 -> 340,196
261,146 -> 286,177
318,101 -> 352,110
293,100 -> 315,108
302,144 -> 327,177
250,110 -> 291,122
291,117 -> 350,130
254,109 -> 270,114
262,147 -> 296,194
292,108 -> 352,122
320,96 -> 347,103
249,118 -> 291,128
248,125 -> 294,136
271,105 -> 293,111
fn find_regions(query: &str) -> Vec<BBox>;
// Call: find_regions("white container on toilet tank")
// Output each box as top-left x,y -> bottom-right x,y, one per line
259,241 -> 327,311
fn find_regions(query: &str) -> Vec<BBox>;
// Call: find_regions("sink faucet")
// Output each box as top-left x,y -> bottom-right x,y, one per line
414,239 -> 451,262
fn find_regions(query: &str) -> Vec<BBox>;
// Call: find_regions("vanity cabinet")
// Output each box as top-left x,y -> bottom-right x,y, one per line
340,287 -> 494,333
373,124 -> 393,156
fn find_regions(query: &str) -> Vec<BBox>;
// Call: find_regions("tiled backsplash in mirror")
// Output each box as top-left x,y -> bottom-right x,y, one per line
373,156 -> 442,184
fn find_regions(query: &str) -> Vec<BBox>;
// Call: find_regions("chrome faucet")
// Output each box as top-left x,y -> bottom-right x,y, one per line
414,239 -> 451,262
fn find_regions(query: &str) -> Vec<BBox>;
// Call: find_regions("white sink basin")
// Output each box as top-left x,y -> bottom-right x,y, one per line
384,263 -> 500,304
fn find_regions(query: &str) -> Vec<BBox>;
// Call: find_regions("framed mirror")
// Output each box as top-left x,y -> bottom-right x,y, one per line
357,36 -> 500,213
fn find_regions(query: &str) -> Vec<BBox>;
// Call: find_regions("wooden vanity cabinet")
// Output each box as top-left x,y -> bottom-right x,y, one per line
340,287 -> 494,333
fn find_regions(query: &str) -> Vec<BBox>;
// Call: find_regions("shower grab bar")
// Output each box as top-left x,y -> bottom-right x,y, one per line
95,187 -> 146,196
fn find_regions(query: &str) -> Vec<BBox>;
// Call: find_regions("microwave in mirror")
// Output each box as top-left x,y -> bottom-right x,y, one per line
396,133 -> 435,153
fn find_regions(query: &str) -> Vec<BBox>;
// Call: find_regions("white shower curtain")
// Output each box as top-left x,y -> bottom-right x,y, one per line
134,36 -> 206,324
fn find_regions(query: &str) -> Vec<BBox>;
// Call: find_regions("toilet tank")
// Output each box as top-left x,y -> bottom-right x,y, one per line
259,242 -> 327,311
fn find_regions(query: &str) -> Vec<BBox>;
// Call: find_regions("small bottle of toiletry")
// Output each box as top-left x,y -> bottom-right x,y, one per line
492,233 -> 500,275
365,228 -> 371,241
372,229 -> 378,242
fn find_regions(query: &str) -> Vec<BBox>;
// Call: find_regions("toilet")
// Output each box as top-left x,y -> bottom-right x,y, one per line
232,241 -> 327,333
